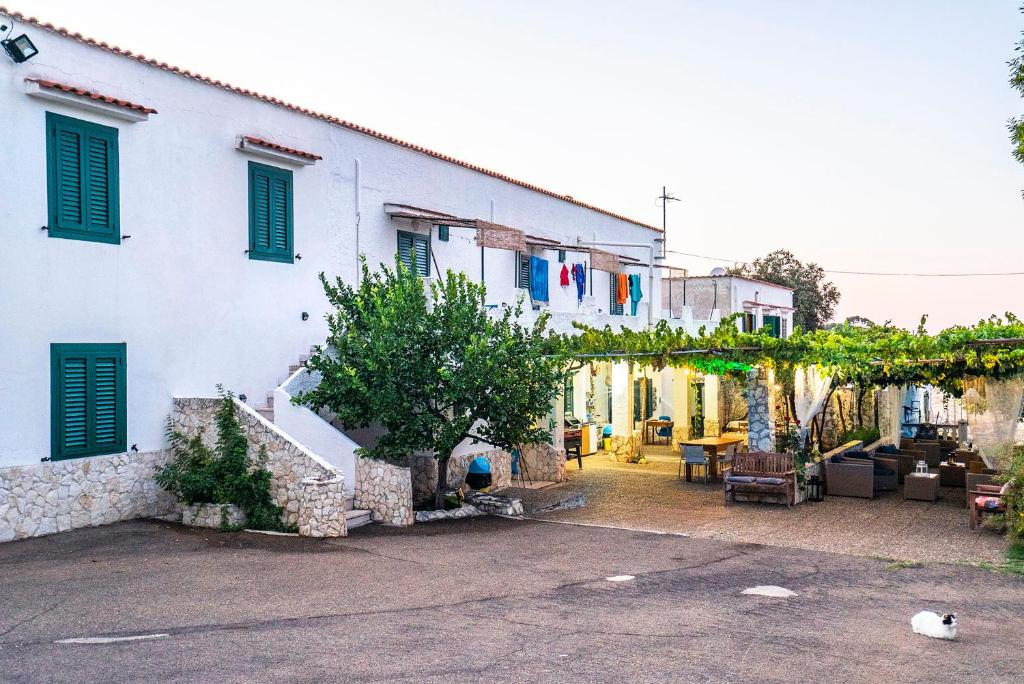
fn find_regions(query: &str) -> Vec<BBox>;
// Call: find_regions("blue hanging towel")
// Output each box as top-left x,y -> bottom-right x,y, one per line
529,256 -> 549,303
629,273 -> 642,316
574,263 -> 586,303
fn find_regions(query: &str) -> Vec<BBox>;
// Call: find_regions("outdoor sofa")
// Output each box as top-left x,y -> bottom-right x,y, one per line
824,447 -> 898,499
723,452 -> 795,506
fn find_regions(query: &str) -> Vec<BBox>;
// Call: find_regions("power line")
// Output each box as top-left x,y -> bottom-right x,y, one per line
663,249 -> 1024,278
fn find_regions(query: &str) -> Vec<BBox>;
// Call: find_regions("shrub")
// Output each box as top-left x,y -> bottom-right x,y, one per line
157,390 -> 290,531
839,427 -> 881,445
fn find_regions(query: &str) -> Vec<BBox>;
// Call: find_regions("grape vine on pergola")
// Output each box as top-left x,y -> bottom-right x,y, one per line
552,314 -> 1024,396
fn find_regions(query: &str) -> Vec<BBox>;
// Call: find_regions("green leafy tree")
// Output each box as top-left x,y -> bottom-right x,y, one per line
299,258 -> 564,510
729,249 -> 840,331
1009,8 -> 1024,184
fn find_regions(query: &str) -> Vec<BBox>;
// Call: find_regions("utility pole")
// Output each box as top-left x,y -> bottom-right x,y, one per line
655,186 -> 680,260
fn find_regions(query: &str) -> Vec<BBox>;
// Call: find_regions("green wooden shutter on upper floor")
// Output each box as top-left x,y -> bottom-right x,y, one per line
51,343 -> 127,460
248,161 -> 294,263
609,273 -> 623,315
397,230 -> 430,276
517,252 -> 530,289
46,112 -> 120,244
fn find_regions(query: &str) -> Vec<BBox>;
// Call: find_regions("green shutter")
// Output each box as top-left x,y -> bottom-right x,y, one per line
517,253 -> 530,289
633,380 -> 642,423
438,224 -> 450,242
51,343 -> 126,460
397,231 -> 430,276
609,274 -> 623,315
46,112 -> 119,244
763,315 -> 781,338
248,161 -> 294,263
564,376 -> 574,417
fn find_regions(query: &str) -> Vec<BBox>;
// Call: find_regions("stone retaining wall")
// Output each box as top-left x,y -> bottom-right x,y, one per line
171,397 -> 338,528
355,458 -> 413,526
519,443 -> 567,482
0,450 -> 178,543
182,502 -> 245,529
448,449 -> 512,489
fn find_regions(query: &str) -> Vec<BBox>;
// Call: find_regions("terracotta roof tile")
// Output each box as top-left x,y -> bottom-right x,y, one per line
242,135 -> 322,161
0,5 -> 659,232
26,77 -> 157,114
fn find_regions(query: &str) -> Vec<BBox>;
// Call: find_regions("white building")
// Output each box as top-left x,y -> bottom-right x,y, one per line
663,272 -> 796,338
0,12 -> 698,540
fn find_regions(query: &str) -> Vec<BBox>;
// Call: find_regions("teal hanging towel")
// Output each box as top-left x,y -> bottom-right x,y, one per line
530,256 -> 549,302
629,273 -> 642,316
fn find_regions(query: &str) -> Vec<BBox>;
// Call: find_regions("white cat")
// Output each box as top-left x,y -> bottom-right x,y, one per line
911,611 -> 958,640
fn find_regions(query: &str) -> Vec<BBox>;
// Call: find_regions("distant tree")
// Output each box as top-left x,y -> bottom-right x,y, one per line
1009,8 -> 1024,193
728,250 -> 840,331
298,258 -> 563,510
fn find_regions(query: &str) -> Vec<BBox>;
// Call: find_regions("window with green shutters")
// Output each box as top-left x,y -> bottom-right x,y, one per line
248,161 -> 294,263
517,252 -> 530,289
763,314 -> 781,338
397,230 -> 430,276
45,112 -> 120,244
563,376 -> 574,417
609,273 -> 623,315
50,343 -> 127,460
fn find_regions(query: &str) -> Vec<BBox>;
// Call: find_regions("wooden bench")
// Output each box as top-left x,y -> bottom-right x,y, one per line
724,452 -> 796,507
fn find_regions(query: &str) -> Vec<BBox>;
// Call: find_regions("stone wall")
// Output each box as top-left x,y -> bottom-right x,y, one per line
171,397 -> 338,528
607,430 -> 643,463
447,449 -> 512,490
746,369 -> 775,452
355,458 -> 414,526
0,450 -> 178,543
298,475 -> 348,537
410,454 -> 437,505
182,502 -> 245,529
519,443 -> 567,482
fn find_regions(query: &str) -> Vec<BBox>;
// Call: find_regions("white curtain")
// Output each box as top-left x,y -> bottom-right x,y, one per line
794,366 -> 833,447
967,376 -> 1024,469
876,386 -> 906,446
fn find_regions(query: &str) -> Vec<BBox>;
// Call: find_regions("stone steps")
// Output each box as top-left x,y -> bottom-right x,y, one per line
345,508 -> 372,529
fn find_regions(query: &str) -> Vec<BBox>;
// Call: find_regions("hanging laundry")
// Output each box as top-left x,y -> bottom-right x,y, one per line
529,255 -> 549,303
616,273 -> 629,306
629,273 -> 643,316
573,263 -> 586,304
559,263 -> 570,287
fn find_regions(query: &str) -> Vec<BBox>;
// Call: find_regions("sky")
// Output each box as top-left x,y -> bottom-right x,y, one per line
9,0 -> 1024,330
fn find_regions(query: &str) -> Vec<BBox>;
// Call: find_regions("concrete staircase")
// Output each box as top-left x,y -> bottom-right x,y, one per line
254,349 -> 373,530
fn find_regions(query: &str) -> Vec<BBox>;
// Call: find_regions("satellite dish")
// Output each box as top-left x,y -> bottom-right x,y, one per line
709,267 -> 727,276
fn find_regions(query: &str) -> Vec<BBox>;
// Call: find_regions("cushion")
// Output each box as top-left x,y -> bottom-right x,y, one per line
975,496 -> 1003,509
727,475 -> 756,483
844,450 -> 871,460
830,454 -> 845,463
877,444 -> 899,455
755,477 -> 786,485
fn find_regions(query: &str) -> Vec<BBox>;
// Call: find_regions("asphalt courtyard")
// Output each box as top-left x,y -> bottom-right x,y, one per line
1,518 -> 1022,683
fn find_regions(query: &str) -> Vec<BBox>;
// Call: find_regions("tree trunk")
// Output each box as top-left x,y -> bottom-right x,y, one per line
836,393 -> 847,436
434,453 -> 451,511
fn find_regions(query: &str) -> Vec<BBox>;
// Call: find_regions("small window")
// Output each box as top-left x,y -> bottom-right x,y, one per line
438,224 -> 450,242
398,230 -> 430,276
51,343 -> 126,460
46,112 -> 120,244
763,314 -> 781,338
609,273 -> 623,315
248,161 -> 294,263
517,252 -> 531,289
558,249 -> 566,263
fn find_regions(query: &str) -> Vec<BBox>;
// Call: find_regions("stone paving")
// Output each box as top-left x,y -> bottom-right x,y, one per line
527,445 -> 1010,564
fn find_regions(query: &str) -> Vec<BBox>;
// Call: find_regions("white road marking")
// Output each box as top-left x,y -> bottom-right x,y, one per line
56,633 -> 170,644
606,575 -> 636,582
741,585 -> 797,598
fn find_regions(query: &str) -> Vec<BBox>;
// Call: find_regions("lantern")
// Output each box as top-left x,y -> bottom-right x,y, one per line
806,475 -> 824,502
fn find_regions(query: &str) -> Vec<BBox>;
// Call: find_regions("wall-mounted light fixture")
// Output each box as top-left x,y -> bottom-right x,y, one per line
301,311 -> 309,321
1,21 -> 39,63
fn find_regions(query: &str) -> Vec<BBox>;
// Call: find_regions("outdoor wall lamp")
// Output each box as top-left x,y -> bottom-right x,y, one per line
1,24 -> 39,63
301,312 -> 309,321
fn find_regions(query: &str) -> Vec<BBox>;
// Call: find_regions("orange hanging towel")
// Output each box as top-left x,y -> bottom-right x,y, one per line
616,273 -> 629,305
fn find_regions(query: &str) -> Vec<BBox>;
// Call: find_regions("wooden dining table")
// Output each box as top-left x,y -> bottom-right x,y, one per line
680,435 -> 746,483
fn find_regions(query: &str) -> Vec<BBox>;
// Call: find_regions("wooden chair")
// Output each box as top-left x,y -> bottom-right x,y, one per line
969,481 -> 1011,530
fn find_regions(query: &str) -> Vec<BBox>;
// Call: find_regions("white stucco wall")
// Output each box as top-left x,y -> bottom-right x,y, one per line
0,26 -> 667,469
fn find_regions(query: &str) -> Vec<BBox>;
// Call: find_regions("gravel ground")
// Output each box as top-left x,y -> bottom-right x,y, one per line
1,518 -> 1022,683
525,447 -> 1009,564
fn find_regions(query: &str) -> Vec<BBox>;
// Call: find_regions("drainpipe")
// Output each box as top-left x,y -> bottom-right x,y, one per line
354,158 -> 362,285
576,238 -> 655,329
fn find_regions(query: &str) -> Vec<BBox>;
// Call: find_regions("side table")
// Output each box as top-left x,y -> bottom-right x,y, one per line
904,473 -> 939,502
